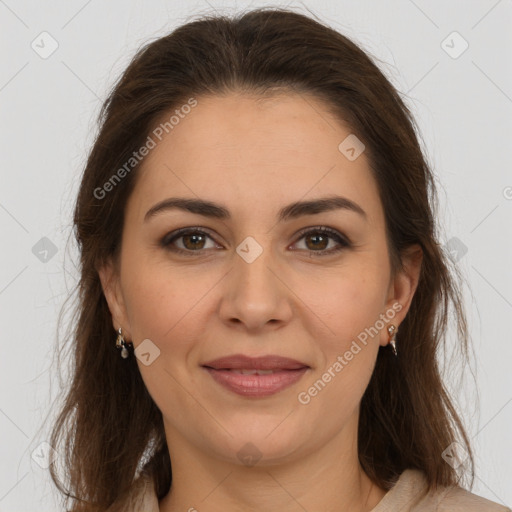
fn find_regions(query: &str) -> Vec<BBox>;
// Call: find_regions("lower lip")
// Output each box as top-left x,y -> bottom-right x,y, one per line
203,367 -> 309,397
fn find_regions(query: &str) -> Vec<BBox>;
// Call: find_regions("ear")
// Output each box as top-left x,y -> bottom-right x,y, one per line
380,244 -> 423,347
97,259 -> 132,340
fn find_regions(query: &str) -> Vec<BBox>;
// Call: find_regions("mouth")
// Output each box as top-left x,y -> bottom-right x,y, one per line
217,369 -> 288,375
201,354 -> 309,371
201,354 -> 310,397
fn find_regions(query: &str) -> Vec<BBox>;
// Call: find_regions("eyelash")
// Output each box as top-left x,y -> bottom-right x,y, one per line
160,226 -> 351,257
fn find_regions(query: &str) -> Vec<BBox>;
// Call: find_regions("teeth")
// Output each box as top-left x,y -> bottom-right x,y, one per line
230,369 -> 276,375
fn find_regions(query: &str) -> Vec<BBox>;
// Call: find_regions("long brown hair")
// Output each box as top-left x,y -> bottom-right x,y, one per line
47,7 -> 475,510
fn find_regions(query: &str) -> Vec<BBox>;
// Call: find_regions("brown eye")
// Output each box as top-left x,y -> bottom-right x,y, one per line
161,228 -> 219,254
181,232 -> 207,250
304,232 -> 329,250
293,227 -> 351,257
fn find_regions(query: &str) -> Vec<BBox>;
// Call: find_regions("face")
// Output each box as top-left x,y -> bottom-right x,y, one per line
100,91 -> 420,467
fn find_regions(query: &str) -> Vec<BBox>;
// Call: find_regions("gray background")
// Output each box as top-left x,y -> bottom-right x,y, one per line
0,0 -> 511,510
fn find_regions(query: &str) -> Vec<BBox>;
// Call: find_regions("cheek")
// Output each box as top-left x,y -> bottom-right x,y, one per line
127,288 -> 210,356
120,251 -> 213,346
300,263 -> 389,351
298,270 -> 386,421
120,262 -> 213,409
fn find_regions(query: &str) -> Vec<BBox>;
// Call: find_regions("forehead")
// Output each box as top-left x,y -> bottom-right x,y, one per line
127,92 -> 382,226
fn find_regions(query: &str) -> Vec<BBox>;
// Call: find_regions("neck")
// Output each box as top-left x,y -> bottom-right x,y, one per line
158,414 -> 387,512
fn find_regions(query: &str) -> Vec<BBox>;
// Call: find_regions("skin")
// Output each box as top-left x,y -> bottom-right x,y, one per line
99,91 -> 422,512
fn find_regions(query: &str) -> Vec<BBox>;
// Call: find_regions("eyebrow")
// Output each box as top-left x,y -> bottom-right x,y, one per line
144,195 -> 367,223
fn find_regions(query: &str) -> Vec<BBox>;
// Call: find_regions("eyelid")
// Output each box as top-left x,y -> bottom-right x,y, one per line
160,226 -> 220,248
292,225 -> 351,246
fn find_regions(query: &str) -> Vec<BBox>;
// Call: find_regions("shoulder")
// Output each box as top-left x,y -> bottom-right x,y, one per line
428,482 -> 511,512
374,469 -> 510,512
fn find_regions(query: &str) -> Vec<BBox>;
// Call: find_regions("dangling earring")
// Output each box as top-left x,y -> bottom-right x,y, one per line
115,327 -> 133,359
387,324 -> 398,356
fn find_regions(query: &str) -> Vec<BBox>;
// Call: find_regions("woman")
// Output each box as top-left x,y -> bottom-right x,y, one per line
48,7 -> 510,512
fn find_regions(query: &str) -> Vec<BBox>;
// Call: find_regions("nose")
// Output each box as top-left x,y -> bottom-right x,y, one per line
218,240 -> 293,332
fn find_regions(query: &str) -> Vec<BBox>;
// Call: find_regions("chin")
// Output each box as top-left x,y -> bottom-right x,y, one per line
205,423 -> 310,467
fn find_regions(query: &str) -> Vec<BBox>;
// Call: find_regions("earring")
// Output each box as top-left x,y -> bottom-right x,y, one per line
387,324 -> 398,357
115,327 -> 133,359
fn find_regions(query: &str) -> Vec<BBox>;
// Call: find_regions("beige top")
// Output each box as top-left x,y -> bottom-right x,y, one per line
128,468 -> 511,511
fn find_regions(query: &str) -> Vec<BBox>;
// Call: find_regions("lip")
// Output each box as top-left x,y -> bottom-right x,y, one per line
201,354 -> 310,397
203,367 -> 309,397
202,354 -> 308,371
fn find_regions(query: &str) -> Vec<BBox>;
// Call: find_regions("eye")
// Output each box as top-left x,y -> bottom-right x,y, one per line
160,227 -> 220,254
291,226 -> 351,257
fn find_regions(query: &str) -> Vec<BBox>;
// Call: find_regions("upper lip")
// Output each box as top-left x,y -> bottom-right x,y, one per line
202,354 -> 309,370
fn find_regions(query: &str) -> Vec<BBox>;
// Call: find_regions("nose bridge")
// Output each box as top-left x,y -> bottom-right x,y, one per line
219,233 -> 292,329
234,233 -> 280,301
